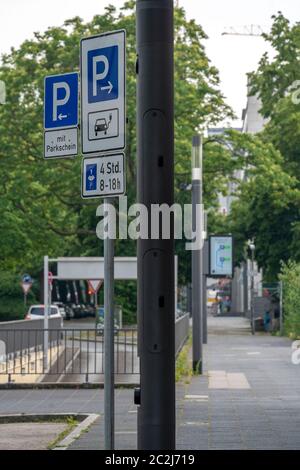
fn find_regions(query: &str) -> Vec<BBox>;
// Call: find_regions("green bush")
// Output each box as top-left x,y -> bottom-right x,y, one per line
279,261 -> 300,338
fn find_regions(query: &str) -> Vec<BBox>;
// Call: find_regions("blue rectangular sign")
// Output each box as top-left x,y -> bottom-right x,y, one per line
85,163 -> 97,191
87,45 -> 118,104
44,72 -> 78,130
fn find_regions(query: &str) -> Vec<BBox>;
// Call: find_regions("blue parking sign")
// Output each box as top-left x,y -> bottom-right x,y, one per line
44,72 -> 78,129
87,46 -> 118,103
85,163 -> 97,191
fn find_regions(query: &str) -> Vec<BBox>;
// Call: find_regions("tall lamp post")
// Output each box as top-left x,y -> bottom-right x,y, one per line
192,134 -> 203,373
248,240 -> 255,335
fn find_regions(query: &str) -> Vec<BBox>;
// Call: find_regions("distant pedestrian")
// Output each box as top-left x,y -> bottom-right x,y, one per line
263,310 -> 271,332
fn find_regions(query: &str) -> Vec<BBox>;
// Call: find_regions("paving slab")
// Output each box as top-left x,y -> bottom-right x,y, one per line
0,422 -> 67,450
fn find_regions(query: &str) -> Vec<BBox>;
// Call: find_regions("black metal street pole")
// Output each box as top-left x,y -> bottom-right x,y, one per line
136,0 -> 175,450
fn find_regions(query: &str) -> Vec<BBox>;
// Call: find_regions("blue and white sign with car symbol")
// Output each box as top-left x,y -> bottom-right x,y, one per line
44,72 -> 79,159
80,30 -> 126,154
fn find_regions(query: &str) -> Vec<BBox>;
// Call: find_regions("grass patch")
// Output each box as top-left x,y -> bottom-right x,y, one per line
175,333 -> 192,383
47,416 -> 78,450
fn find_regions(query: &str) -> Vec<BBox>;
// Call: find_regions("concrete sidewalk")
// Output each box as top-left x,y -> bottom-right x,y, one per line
0,316 -> 299,450
177,317 -> 300,450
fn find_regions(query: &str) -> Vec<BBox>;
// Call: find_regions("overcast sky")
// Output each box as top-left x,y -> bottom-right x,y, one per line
0,0 -> 298,126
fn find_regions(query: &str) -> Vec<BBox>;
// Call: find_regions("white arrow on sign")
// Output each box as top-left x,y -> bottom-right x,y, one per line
58,113 -> 68,120
100,81 -> 113,94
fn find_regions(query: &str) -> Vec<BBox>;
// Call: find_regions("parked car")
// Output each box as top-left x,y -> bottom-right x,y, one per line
64,304 -> 75,320
25,305 -> 63,325
53,302 -> 67,319
53,302 -> 75,321
85,304 -> 96,318
70,303 -> 84,319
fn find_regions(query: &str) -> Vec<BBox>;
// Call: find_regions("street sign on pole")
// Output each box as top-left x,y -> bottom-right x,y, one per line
21,274 -> 33,306
80,30 -> 126,154
44,72 -> 78,159
21,282 -> 32,294
81,153 -> 125,198
88,279 -> 103,294
209,235 -> 233,277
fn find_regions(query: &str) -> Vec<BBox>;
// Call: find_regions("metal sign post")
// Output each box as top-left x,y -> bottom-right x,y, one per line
43,256 -> 49,371
104,199 -> 115,450
192,135 -> 203,373
80,29 -> 126,451
136,0 -> 175,450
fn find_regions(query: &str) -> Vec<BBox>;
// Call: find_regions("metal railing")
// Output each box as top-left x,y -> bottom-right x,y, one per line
0,314 -> 190,384
175,313 -> 190,356
0,328 -> 139,383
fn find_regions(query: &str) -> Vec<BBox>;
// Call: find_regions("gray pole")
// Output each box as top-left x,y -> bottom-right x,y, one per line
202,213 -> 208,344
43,255 -> 49,371
202,274 -> 207,344
243,261 -> 248,316
279,280 -> 283,335
104,198 -> 115,450
136,0 -> 175,450
250,248 -> 255,335
192,135 -> 203,373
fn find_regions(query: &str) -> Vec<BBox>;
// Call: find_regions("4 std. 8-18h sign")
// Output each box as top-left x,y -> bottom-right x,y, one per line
82,153 -> 125,199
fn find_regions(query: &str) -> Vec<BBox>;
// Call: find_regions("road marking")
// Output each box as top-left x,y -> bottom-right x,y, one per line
184,395 -> 208,400
208,370 -> 250,389
115,431 -> 137,434
180,422 -> 209,426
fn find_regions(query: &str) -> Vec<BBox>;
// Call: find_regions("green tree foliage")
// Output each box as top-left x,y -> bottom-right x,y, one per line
279,261 -> 300,338
227,131 -> 300,279
227,13 -> 300,280
0,1 -> 236,319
